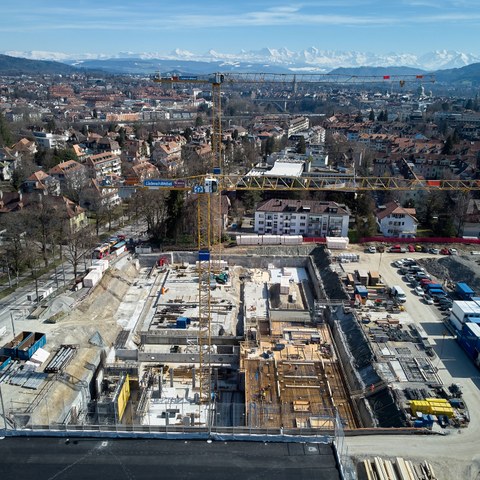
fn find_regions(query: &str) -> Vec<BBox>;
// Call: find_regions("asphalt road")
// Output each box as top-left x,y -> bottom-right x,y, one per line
0,437 -> 341,480
0,220 -> 147,341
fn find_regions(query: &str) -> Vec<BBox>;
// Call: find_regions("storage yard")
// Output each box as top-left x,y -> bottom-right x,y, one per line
1,244 -> 480,478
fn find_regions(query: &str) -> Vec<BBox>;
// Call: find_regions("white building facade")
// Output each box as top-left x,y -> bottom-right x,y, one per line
376,202 -> 418,238
254,199 -> 349,237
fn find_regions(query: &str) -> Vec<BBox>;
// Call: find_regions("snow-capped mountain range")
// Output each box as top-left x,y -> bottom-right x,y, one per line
4,48 -> 480,72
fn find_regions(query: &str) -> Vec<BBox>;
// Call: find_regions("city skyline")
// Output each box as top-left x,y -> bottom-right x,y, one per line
2,0 -> 480,57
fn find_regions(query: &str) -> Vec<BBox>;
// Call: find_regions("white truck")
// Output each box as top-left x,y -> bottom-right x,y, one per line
391,285 -> 407,303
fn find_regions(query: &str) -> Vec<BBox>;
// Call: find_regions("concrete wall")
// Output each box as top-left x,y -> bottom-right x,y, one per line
138,352 -> 238,365
140,332 -> 240,345
116,349 -> 138,361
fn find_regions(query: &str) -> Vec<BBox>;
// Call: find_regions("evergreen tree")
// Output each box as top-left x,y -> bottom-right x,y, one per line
296,136 -> 306,154
369,109 -> 375,121
442,135 -> 454,155
0,112 -> 13,146
265,136 -> 276,156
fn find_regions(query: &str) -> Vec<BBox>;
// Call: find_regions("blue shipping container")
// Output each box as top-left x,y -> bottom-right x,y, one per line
456,282 -> 475,300
176,319 -> 187,329
1,331 -> 33,358
16,332 -> 46,361
0,355 -> 11,371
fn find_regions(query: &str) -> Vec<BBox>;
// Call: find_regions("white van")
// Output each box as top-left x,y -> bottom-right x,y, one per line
391,285 -> 407,303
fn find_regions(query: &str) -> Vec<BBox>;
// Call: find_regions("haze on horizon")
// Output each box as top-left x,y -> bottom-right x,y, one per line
1,0 -> 480,58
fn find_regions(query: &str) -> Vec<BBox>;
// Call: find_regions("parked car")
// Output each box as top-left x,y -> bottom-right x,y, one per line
416,272 -> 431,280
415,245 -> 423,252
402,258 -> 416,266
367,245 -> 377,253
429,248 -> 440,254
389,244 -> 407,253
414,286 -> 425,296
408,244 -> 415,252
439,304 -> 453,312
394,260 -> 404,268
440,248 -> 450,255
449,248 -> 458,255
405,274 -> 417,284
438,297 -> 452,305
424,295 -> 434,305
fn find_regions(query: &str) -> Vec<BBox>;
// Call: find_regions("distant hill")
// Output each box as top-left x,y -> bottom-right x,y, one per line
329,66 -> 428,76
68,58 -> 293,75
434,62 -> 480,85
0,54 -> 79,75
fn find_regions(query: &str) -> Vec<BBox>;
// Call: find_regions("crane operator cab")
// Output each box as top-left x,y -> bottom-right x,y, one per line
204,177 -> 218,194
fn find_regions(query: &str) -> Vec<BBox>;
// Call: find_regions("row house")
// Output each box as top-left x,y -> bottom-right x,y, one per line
376,202 -> 418,238
85,152 -> 122,180
407,156 -> 453,179
254,199 -> 350,237
357,133 -> 395,152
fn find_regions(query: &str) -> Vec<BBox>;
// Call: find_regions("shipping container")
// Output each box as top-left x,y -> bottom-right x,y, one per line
1,331 -> 32,358
16,332 -> 46,361
456,322 -> 480,368
424,283 -> 443,291
0,355 -> 11,370
456,282 -> 475,300
83,269 -> 102,288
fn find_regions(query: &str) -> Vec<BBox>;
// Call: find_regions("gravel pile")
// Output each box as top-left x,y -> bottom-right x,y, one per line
418,255 -> 480,292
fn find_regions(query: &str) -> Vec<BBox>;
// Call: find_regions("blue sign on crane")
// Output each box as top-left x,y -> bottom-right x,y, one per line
144,179 -> 174,188
144,179 -> 187,189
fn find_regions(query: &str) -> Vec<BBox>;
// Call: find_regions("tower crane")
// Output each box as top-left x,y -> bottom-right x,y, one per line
151,70 -> 440,422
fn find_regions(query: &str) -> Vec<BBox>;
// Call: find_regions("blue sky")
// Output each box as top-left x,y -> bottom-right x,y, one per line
2,0 -> 480,56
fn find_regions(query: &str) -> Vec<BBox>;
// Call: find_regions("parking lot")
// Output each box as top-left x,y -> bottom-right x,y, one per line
343,247 -> 480,480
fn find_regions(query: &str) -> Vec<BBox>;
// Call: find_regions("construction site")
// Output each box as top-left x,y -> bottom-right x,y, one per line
0,240 -> 473,440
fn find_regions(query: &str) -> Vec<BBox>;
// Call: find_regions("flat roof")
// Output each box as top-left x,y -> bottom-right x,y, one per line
0,437 -> 341,480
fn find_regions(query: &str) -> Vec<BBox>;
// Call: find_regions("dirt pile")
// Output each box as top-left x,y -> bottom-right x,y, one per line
419,256 -> 480,292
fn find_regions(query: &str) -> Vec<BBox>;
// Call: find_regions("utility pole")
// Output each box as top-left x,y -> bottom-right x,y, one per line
0,384 -> 8,433
9,311 -> 16,338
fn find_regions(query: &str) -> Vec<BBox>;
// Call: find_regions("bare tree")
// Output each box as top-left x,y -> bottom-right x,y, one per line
64,226 -> 95,279
0,213 -> 29,286
23,196 -> 63,267
131,189 -> 169,242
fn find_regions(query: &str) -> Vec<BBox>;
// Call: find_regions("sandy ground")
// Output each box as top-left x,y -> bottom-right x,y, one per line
342,247 -> 480,479
27,260 -> 141,424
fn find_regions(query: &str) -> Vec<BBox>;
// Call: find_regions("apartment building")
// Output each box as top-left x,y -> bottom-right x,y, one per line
254,199 -> 349,237
85,152 -> 122,179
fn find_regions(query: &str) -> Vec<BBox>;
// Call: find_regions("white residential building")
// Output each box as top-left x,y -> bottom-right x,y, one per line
254,199 -> 350,237
376,202 -> 418,238
33,131 -> 68,149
